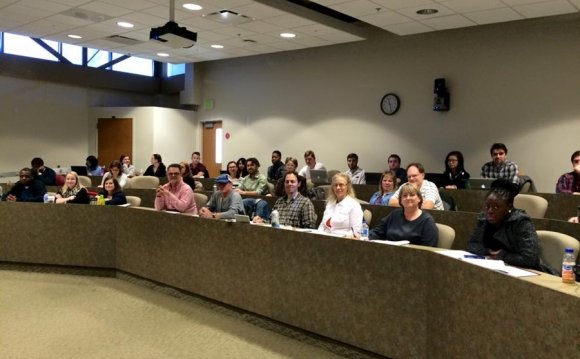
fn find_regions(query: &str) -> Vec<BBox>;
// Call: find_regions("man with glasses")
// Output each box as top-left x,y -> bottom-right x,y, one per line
388,163 -> 444,210
2,168 -> 46,202
199,174 -> 244,219
154,163 -> 197,214
556,150 -> 580,194
481,143 -> 520,185
253,171 -> 317,228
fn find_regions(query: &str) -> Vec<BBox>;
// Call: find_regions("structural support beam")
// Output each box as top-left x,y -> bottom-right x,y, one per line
31,38 -> 72,64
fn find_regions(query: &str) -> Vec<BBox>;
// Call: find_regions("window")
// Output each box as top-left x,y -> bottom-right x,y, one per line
112,53 -> 153,76
3,33 -> 58,61
61,43 -> 83,65
167,63 -> 185,77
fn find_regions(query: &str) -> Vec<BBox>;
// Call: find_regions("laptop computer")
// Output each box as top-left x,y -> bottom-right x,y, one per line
70,165 -> 88,176
310,169 -> 328,183
425,173 -> 447,188
469,178 -> 496,190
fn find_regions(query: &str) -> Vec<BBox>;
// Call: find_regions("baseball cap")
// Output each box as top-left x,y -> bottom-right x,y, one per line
215,174 -> 232,184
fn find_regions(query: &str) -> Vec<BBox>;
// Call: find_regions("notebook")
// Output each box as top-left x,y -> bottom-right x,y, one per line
234,214 -> 251,223
70,165 -> 88,176
469,178 -> 495,190
310,169 -> 328,183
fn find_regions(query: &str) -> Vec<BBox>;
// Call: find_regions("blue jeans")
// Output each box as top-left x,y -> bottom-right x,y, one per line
243,198 -> 270,220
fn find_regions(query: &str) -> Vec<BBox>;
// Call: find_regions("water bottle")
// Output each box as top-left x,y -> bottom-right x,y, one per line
43,193 -> 49,203
213,184 -> 218,193
271,210 -> 280,228
562,248 -> 576,284
0,185 -> 3,201
360,220 -> 369,240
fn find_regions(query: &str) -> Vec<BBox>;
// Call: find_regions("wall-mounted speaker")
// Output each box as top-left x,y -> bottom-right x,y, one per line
433,78 -> 450,112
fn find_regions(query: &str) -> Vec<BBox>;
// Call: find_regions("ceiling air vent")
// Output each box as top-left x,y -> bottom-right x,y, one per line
204,10 -> 254,26
107,35 -> 142,46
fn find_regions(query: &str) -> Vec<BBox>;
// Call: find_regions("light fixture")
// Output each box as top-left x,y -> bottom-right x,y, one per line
416,9 -> 438,15
183,3 -> 202,11
117,21 -> 134,28
211,44 -> 224,49
157,52 -> 170,57
67,34 -> 82,39
280,32 -> 296,38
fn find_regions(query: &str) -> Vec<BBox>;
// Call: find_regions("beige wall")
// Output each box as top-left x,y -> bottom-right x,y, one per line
195,16 -> 580,192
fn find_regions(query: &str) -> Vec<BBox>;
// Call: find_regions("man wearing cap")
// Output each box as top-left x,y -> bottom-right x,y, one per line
199,174 -> 245,219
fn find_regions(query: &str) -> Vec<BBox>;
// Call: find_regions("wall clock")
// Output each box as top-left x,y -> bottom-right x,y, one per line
380,93 -> 400,115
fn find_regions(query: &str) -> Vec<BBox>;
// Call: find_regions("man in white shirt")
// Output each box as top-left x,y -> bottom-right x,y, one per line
388,162 -> 444,210
298,150 -> 326,180
345,153 -> 366,184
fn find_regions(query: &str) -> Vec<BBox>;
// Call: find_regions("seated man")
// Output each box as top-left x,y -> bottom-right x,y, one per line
154,163 -> 197,214
388,163 -> 444,210
31,157 -> 56,186
298,150 -> 326,180
189,151 -> 210,178
199,174 -> 245,219
254,172 -> 317,228
388,154 -> 407,184
267,150 -> 285,182
236,157 -> 270,219
3,168 -> 46,202
345,153 -> 366,184
480,143 -> 520,185
556,150 -> 580,194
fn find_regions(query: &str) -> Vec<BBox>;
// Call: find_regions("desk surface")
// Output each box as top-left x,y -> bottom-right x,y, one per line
0,203 -> 578,359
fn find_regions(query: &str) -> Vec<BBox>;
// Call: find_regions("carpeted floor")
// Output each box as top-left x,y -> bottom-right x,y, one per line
0,269 -> 384,359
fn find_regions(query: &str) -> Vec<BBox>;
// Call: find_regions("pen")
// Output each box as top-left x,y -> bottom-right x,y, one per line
351,227 -> 356,238
464,255 -> 485,259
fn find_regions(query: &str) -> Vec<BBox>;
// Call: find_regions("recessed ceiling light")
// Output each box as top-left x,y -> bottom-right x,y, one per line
157,52 -> 170,57
67,34 -> 82,39
280,32 -> 296,38
117,21 -> 134,28
416,9 -> 438,15
211,44 -> 224,49
183,3 -> 202,11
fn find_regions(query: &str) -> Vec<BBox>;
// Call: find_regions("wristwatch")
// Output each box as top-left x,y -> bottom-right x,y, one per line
212,213 -> 216,219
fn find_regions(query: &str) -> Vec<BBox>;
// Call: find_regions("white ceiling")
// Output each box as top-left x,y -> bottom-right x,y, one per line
0,0 -> 578,64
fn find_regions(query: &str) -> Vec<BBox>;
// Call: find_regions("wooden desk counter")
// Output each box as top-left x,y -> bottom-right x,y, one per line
1,203 -> 578,358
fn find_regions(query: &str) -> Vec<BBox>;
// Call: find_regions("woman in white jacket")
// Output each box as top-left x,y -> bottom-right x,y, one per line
318,173 -> 363,238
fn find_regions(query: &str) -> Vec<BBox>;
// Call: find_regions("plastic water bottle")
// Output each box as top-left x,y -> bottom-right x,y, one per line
360,220 -> 369,240
43,193 -> 49,203
562,248 -> 576,284
213,184 -> 218,193
0,185 -> 3,201
271,210 -> 280,228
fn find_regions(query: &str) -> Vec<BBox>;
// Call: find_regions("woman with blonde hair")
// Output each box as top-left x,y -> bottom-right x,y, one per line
55,171 -> 90,204
318,173 -> 363,237
369,170 -> 398,205
369,183 -> 438,246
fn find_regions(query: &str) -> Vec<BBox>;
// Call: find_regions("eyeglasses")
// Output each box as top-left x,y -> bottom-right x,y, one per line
167,172 -> 180,176
574,159 -> 580,164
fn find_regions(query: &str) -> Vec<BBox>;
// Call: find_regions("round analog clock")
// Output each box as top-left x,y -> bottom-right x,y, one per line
380,93 -> 400,115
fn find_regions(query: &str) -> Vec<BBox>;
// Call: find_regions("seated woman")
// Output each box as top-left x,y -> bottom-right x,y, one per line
318,173 -> 363,237
237,157 -> 248,178
226,161 -> 240,187
441,151 -> 470,189
467,179 -> 551,271
85,155 -> 103,176
120,154 -> 135,177
273,157 -> 307,197
369,183 -> 438,246
55,171 -> 90,204
100,160 -> 129,189
143,153 -> 166,178
180,161 -> 197,191
369,170 -> 398,205
99,178 -> 127,205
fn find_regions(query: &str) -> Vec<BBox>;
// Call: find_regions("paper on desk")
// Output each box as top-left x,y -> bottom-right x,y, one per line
370,240 -> 410,246
462,258 -> 506,270
437,250 -> 539,277
437,250 -> 473,259
496,266 -> 539,277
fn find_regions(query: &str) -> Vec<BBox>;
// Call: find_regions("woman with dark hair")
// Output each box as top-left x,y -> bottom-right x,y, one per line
226,161 -> 240,186
100,160 -> 129,188
86,155 -> 103,176
180,161 -> 197,191
369,170 -> 398,205
99,177 -> 127,205
468,179 -> 553,272
143,153 -> 166,177
236,157 -> 248,178
119,154 -> 135,177
441,150 -> 470,189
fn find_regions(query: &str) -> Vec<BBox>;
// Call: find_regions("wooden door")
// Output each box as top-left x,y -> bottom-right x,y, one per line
202,121 -> 222,178
97,118 -> 133,168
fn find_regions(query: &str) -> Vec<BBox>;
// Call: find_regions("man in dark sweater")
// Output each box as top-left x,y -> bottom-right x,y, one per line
3,168 -> 47,202
31,157 -> 56,186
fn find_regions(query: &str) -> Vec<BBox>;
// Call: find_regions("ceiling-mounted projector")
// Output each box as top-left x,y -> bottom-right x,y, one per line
150,21 -> 197,48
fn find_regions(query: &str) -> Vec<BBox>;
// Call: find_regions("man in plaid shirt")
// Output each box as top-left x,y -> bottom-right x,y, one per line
254,171 -> 317,228
480,143 -> 520,185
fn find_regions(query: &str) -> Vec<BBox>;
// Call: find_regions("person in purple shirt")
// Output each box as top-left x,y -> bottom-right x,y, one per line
556,150 -> 580,194
155,163 -> 197,214
189,151 -> 210,178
